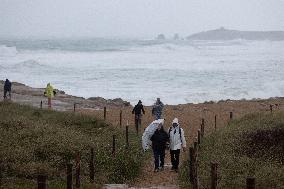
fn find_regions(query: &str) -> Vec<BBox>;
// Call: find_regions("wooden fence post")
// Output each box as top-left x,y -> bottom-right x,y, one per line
211,162 -> 218,189
73,103 -> 76,113
40,101 -> 43,109
197,130 -> 201,145
194,141 -> 198,152
119,110 -> 122,127
270,104 -> 273,113
67,163 -> 73,189
75,153 -> 80,188
89,148 -> 95,183
229,112 -> 233,121
193,175 -> 198,189
0,164 -> 2,188
37,174 -> 47,189
192,153 -> 198,189
214,115 -> 217,130
191,140 -> 199,189
246,177 -> 255,189
201,123 -> 204,138
112,135 -> 116,156
126,125 -> 129,148
104,107 -> 106,120
189,147 -> 194,183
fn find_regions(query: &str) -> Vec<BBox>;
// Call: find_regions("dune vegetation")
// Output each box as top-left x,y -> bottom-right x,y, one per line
0,101 -> 144,189
179,110 -> 284,189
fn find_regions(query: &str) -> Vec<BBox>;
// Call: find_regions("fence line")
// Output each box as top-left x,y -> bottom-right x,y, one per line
1,103 -> 280,188
188,113 -> 261,189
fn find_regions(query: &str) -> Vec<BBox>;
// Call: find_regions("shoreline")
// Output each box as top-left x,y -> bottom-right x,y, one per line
1,80 -> 283,110
0,80 -> 131,111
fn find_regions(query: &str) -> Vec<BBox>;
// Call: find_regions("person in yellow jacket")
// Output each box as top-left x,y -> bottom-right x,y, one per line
44,83 -> 56,108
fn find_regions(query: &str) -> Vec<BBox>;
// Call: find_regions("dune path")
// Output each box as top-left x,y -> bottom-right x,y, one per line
85,99 -> 283,188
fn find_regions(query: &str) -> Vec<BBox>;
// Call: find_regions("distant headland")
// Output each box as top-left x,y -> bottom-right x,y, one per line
186,27 -> 284,41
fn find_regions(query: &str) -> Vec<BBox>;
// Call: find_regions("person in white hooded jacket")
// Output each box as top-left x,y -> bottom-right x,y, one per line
168,118 -> 186,172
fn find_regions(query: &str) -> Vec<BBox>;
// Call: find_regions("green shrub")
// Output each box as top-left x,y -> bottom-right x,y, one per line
179,111 -> 284,188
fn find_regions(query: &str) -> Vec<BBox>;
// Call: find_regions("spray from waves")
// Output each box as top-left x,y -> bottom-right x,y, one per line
7,59 -> 61,73
0,39 -> 250,54
129,42 -> 197,53
12,60 -> 46,69
127,39 -> 251,53
0,39 -> 283,105
0,45 -> 18,57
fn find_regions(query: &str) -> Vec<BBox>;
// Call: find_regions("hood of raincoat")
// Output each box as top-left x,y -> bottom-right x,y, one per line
142,119 -> 165,151
45,83 -> 54,98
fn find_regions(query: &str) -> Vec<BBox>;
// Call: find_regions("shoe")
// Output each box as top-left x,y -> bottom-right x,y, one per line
159,167 -> 164,171
154,169 -> 159,172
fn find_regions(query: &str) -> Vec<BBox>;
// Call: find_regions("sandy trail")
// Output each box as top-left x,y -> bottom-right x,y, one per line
82,99 -> 284,188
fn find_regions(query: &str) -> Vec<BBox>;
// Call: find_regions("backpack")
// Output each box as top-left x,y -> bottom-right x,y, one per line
169,127 -> 182,144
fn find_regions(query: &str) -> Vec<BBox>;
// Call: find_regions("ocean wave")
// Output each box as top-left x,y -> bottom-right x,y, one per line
0,45 -> 18,56
10,60 -> 56,71
14,60 -> 44,68
129,42 -> 196,53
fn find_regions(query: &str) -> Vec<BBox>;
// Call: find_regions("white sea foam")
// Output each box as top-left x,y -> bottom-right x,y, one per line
0,39 -> 283,105
0,45 -> 18,57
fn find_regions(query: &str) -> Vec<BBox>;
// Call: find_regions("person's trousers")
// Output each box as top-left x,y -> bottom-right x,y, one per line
4,90 -> 11,99
48,97 -> 52,108
170,149 -> 180,169
154,113 -> 162,120
153,148 -> 165,169
134,114 -> 142,134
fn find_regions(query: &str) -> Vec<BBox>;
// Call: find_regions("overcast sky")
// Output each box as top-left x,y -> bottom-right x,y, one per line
1,0 -> 284,38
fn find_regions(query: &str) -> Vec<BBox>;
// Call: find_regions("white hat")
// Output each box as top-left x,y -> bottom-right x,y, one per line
172,118 -> 179,124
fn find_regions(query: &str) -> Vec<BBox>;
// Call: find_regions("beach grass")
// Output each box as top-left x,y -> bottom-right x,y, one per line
179,110 -> 284,188
0,101 -> 144,188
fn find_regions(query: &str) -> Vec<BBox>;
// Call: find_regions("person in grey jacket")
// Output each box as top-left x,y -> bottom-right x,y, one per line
168,118 -> 186,172
152,98 -> 164,120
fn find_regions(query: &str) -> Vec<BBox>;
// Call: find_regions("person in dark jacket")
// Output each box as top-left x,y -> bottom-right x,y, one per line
3,79 -> 12,99
150,122 -> 169,172
132,100 -> 145,134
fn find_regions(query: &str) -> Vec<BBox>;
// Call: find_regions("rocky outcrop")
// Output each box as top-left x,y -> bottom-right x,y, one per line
156,34 -> 166,40
0,80 -> 131,110
88,97 -> 131,107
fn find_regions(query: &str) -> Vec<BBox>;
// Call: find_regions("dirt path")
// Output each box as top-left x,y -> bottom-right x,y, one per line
128,154 -> 180,188
86,99 -> 284,188
103,154 -> 183,188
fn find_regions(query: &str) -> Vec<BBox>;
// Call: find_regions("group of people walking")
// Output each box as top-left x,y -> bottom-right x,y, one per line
150,117 -> 186,173
132,98 -> 164,134
135,98 -> 187,173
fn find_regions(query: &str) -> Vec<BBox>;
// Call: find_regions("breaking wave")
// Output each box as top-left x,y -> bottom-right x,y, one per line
0,45 -> 18,56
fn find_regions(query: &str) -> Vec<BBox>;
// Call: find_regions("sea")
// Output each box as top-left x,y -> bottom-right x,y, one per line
0,38 -> 283,105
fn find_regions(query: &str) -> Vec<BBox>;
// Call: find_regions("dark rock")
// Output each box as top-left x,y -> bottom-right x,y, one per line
156,34 -> 166,40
